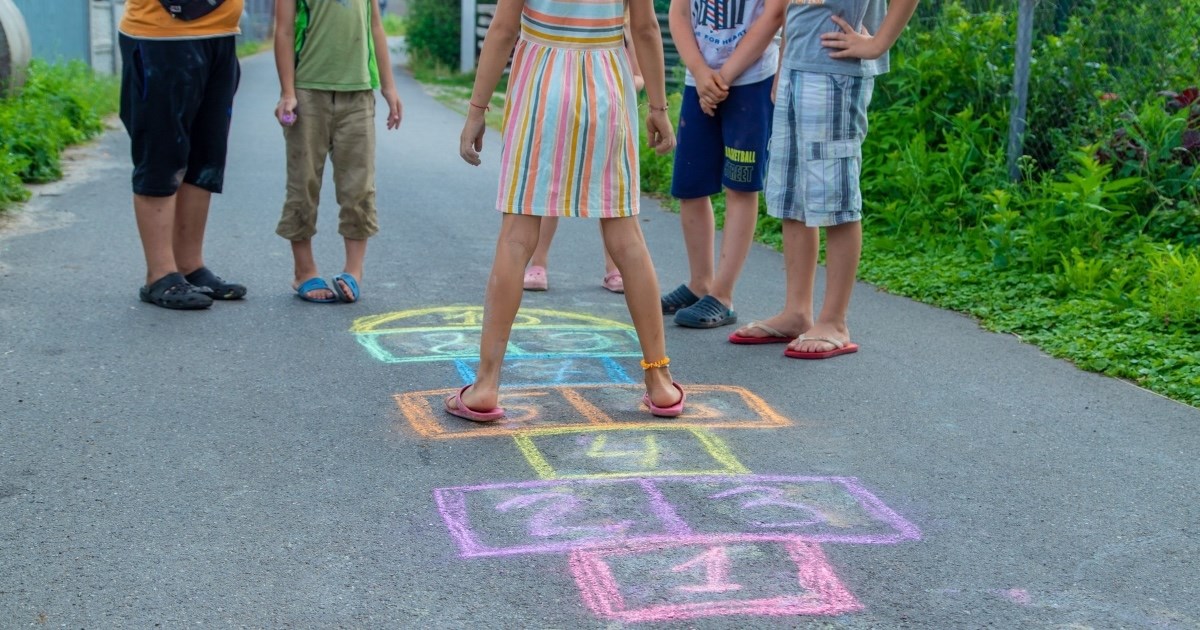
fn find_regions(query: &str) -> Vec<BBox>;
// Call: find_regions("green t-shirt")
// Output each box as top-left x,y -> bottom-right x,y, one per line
294,0 -> 379,91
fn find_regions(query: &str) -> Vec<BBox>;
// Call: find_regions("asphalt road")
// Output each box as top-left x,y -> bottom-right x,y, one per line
1,50 -> 1198,629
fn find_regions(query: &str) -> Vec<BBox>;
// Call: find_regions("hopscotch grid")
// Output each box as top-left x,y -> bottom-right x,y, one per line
569,537 -> 864,622
350,306 -> 638,334
361,306 -> 916,621
512,427 -> 751,480
431,476 -> 920,558
394,385 -> 794,439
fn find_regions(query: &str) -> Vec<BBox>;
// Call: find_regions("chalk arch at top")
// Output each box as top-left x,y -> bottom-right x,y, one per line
351,306 -> 635,335
351,306 -> 642,364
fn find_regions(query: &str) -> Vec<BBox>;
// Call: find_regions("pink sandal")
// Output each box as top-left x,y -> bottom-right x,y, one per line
602,270 -> 624,293
523,265 -> 548,291
643,382 -> 686,418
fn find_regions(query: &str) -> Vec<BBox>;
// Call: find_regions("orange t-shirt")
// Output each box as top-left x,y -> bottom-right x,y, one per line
119,0 -> 244,39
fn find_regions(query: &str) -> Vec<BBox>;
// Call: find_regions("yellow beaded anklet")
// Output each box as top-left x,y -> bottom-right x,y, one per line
640,357 -> 670,370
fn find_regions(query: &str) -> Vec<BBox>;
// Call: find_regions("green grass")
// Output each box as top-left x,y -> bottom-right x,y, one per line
383,13 -> 406,36
236,38 -> 271,58
0,61 -> 119,211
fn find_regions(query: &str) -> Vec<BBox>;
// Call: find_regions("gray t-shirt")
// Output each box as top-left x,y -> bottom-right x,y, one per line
683,0 -> 780,87
781,0 -> 889,77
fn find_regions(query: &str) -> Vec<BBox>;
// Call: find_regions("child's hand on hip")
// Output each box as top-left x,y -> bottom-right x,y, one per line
821,16 -> 883,60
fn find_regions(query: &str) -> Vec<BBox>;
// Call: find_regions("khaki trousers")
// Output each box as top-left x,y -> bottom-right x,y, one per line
277,88 -> 378,241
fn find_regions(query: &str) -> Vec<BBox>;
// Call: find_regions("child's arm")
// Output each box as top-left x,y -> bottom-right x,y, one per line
716,0 -> 786,85
273,0 -> 298,126
668,0 -> 728,114
460,0 -> 525,165
821,0 -> 918,60
772,25 -> 785,102
370,0 -> 403,129
630,0 -> 675,155
624,23 -> 645,92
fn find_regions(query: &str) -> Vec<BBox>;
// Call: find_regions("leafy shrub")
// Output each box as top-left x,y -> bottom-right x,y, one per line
0,60 -> 117,209
1095,88 -> 1200,244
406,0 -> 460,70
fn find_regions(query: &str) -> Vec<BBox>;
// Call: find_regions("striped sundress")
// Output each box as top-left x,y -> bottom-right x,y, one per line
496,0 -> 640,218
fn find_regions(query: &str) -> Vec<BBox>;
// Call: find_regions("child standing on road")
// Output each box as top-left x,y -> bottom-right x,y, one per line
658,0 -> 786,329
449,0 -> 685,421
727,0 -> 916,357
273,0 -> 402,303
521,21 -> 647,295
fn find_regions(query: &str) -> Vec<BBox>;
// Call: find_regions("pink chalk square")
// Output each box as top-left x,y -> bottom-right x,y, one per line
570,536 -> 862,622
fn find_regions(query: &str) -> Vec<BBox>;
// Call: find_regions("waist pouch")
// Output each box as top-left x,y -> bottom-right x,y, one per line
158,0 -> 227,21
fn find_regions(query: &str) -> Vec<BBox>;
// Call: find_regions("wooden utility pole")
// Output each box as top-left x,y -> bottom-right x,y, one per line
1007,0 -> 1035,181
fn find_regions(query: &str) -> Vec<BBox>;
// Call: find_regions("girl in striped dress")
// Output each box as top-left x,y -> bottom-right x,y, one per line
448,0 -> 684,421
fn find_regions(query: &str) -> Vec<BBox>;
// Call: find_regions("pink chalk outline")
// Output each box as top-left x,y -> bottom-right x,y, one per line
433,475 -> 920,558
570,536 -> 863,622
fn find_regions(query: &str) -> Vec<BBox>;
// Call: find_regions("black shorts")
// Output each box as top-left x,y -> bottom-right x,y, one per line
119,34 -> 240,197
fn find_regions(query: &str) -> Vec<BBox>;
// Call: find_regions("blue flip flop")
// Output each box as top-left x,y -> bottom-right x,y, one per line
332,273 -> 360,303
295,277 -> 338,303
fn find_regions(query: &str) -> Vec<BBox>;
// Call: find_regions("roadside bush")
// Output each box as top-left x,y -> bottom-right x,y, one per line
0,60 -> 118,209
406,0 -> 459,69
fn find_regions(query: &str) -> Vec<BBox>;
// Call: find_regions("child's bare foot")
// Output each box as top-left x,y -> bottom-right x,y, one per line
729,314 -> 811,343
443,384 -> 505,422
784,322 -> 858,360
294,277 -> 336,302
644,367 -> 683,410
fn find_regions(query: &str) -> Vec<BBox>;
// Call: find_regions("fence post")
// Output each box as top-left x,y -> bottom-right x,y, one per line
460,0 -> 476,73
1006,0 -> 1035,181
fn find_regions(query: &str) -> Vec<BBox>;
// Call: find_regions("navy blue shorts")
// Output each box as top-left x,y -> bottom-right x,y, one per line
119,34 -> 240,197
670,76 -> 774,199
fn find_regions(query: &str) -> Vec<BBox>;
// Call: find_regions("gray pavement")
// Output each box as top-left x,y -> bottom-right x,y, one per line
1,50 -> 1198,629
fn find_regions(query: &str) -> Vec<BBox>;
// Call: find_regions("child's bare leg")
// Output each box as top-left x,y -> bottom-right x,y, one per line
529,216 -> 558,269
457,214 -> 541,412
602,240 -> 618,275
133,193 -> 178,285
788,220 -> 861,353
600,216 -> 680,408
731,218 -> 817,339
290,239 -> 333,300
678,196 -> 715,295
599,223 -> 624,290
707,188 -> 758,307
173,183 -> 211,276
343,237 -> 367,281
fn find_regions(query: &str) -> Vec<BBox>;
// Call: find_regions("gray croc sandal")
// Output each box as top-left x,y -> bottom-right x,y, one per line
660,283 -> 700,315
674,295 -> 737,328
139,272 -> 213,310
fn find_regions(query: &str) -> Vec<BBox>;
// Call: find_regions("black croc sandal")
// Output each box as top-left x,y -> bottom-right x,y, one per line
674,295 -> 738,328
660,283 -> 701,315
139,272 -> 213,310
185,266 -> 247,300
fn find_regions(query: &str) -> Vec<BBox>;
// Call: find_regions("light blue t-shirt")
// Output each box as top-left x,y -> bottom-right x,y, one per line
781,0 -> 889,77
683,0 -> 780,87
